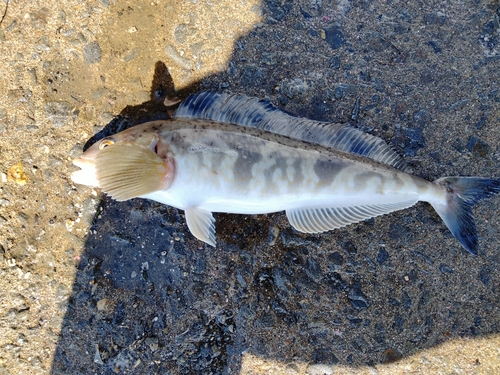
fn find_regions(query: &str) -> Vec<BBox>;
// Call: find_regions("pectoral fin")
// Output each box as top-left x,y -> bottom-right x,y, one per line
286,200 -> 418,233
185,207 -> 216,247
95,143 -> 173,201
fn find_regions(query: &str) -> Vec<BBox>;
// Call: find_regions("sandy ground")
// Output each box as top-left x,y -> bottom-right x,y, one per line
0,0 -> 499,374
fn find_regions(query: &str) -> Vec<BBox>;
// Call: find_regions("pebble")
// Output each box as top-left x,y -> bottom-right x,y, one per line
427,40 -> 442,53
328,251 -> 344,266
266,0 -> 292,22
307,363 -> 334,374
7,164 -> 28,186
402,291 -> 412,309
438,264 -> 454,273
267,225 -> 280,245
382,347 -> 403,363
377,247 -> 389,265
399,127 -> 426,157
324,26 -> 345,49
93,344 -> 104,365
350,97 -> 361,121
311,350 -> 339,365
145,337 -> 159,351
280,78 -> 308,99
449,98 -> 470,111
45,101 -> 72,128
97,298 -> 110,311
124,48 -> 138,62
98,0 -> 110,7
329,56 -> 340,69
174,24 -> 188,44
474,116 -> 486,130
333,83 -> 356,99
348,282 -> 370,310
466,136 -> 490,157
83,42 -> 102,64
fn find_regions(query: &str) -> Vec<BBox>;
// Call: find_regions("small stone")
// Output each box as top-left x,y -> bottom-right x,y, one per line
145,337 -> 159,351
329,56 -> 340,69
402,291 -> 412,309
93,344 -> 103,365
280,229 -> 310,247
474,116 -> 486,130
325,26 -> 345,49
124,49 -> 138,62
97,298 -> 110,311
377,247 -> 389,264
267,225 -> 279,245
65,219 -> 75,232
29,8 -> 50,29
305,257 -> 321,282
348,282 -> 370,310
449,99 -> 470,111
382,347 -> 403,363
83,42 -> 102,64
55,283 -> 70,302
280,78 -> 308,99
306,363 -> 334,374
403,127 -> 426,156
45,101 -> 72,128
438,263 -> 454,273
174,24 -> 188,44
427,40 -> 442,53
7,164 -> 28,186
328,251 -> 344,265
466,136 -> 490,157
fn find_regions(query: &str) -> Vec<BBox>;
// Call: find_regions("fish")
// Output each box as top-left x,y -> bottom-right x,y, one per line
71,91 -> 500,254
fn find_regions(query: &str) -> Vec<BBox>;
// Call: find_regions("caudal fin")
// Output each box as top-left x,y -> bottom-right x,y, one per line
430,177 -> 500,255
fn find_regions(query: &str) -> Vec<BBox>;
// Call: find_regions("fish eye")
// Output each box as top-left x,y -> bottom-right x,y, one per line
99,139 -> 115,150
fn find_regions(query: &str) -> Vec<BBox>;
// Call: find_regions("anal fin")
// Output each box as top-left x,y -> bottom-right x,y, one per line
286,200 -> 418,233
185,207 -> 216,247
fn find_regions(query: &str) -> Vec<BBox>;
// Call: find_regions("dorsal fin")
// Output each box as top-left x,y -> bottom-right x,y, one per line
173,91 -> 408,171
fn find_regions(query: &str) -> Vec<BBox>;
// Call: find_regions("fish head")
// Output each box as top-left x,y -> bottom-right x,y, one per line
71,125 -> 175,201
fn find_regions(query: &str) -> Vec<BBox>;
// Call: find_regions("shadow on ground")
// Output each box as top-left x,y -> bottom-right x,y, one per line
52,0 -> 500,373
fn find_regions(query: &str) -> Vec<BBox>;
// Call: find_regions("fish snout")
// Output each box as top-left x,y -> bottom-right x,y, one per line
71,156 -> 100,187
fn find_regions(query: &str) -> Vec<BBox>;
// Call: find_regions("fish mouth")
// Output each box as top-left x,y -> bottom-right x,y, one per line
71,156 -> 100,187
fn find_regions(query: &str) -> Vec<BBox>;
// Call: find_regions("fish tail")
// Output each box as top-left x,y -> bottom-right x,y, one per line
430,177 -> 500,255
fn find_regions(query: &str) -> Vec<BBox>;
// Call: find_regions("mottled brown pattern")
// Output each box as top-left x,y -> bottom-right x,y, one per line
313,157 -> 349,189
